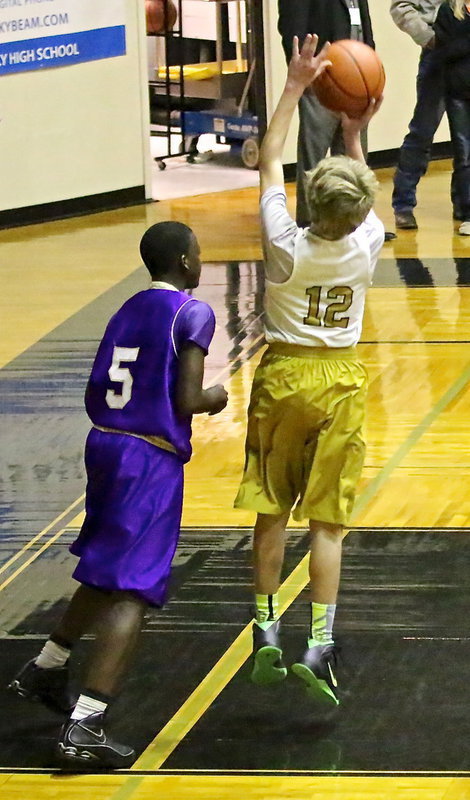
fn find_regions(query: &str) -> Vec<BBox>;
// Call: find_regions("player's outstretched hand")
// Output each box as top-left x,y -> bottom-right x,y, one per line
286,34 -> 331,93
341,95 -> 384,135
206,384 -> 228,415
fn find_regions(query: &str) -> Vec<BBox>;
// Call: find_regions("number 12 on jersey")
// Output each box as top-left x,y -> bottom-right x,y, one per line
304,285 -> 353,329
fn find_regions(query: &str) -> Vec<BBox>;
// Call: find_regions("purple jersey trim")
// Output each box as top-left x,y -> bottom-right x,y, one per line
172,298 -> 215,356
170,298 -> 194,356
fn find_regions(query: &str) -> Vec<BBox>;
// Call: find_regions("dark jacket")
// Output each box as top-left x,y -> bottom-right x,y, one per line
434,3 -> 470,99
278,0 -> 375,61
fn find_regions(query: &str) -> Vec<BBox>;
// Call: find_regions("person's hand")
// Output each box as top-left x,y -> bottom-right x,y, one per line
341,95 -> 384,136
205,384 -> 228,415
286,34 -> 331,94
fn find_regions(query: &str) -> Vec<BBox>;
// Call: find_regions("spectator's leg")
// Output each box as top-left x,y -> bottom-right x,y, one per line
447,97 -> 470,233
392,49 -> 446,216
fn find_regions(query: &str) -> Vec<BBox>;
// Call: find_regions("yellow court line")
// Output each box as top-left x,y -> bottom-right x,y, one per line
0,493 -> 85,579
0,773 -> 467,800
107,359 -> 470,799
0,526 -> 71,593
2,352 -> 458,792
3,333 -> 469,793
0,333 -> 264,585
131,554 -> 310,772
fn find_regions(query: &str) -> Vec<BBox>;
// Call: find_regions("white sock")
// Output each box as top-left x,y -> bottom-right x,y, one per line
71,693 -> 108,721
35,640 -> 71,669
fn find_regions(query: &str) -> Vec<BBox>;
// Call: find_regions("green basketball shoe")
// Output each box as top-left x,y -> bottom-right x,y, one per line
291,641 -> 340,705
251,619 -> 287,686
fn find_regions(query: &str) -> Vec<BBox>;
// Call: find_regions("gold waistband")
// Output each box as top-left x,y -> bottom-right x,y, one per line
266,343 -> 359,360
93,425 -> 177,455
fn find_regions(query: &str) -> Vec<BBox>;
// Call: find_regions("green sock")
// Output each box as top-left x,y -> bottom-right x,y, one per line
309,602 -> 335,646
254,592 -> 279,630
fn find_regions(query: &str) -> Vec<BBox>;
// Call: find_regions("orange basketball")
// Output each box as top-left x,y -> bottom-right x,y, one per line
314,40 -> 385,118
145,0 -> 177,35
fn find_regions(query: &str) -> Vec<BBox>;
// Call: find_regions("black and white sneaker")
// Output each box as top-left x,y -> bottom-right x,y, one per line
291,642 -> 340,706
57,712 -> 135,770
8,659 -> 77,714
251,619 -> 287,686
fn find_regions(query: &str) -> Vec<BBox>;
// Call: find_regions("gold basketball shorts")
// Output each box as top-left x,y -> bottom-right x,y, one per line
234,343 -> 368,526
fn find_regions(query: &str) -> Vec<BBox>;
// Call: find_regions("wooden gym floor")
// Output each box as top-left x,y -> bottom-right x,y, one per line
0,159 -> 469,800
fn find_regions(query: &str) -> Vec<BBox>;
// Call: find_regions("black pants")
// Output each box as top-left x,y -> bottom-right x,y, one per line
296,92 -> 368,227
447,96 -> 470,222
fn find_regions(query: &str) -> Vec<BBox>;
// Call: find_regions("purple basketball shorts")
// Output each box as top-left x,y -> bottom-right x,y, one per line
71,428 -> 184,606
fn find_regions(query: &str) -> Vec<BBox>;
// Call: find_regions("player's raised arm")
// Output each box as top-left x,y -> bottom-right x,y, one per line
340,96 -> 383,164
259,35 -> 330,195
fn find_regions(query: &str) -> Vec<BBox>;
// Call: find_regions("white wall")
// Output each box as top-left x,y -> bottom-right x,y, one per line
262,0 -> 450,164
263,0 -> 298,164
0,1 -> 451,216
0,0 -> 151,213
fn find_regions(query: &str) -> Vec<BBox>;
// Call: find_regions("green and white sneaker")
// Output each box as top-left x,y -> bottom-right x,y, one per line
251,619 -> 287,686
291,641 -> 340,706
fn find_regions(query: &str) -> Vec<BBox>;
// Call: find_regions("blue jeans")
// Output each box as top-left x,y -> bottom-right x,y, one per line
392,48 -> 455,213
446,97 -> 470,221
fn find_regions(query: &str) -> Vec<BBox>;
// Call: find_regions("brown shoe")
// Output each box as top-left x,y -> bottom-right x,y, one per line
395,211 -> 418,230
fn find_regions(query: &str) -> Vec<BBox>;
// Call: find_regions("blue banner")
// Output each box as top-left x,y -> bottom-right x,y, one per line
0,26 -> 126,75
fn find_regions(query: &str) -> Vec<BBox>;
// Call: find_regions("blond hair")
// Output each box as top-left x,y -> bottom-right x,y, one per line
448,0 -> 466,19
305,155 -> 379,240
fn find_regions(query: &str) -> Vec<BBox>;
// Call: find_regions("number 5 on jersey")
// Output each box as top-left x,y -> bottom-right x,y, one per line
106,346 -> 140,409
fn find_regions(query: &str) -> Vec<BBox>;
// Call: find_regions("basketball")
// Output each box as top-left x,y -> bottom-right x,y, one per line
313,40 -> 385,118
145,0 -> 177,35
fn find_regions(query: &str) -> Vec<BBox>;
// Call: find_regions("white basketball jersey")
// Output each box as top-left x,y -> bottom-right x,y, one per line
264,213 -> 383,348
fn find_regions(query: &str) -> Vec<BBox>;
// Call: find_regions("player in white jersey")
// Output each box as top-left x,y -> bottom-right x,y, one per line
234,35 -> 384,704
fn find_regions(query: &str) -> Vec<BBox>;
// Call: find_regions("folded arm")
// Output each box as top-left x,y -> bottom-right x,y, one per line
434,5 -> 470,61
390,0 -> 436,47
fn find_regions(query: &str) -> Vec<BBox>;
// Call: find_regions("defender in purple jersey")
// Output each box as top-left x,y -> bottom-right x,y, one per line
8,221 -> 228,770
